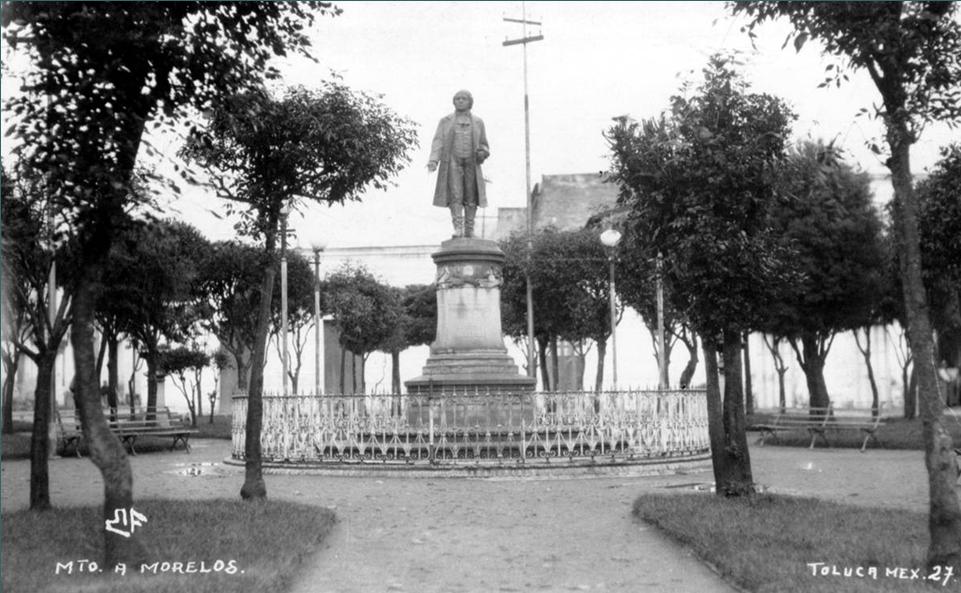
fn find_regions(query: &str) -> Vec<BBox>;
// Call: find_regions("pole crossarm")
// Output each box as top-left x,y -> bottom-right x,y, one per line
502,35 -> 544,47
503,17 -> 542,25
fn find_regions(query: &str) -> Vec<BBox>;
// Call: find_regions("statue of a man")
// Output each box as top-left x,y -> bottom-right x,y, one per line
428,90 -> 490,239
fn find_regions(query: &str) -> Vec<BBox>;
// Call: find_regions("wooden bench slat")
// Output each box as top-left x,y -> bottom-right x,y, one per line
55,408 -> 197,456
753,404 -> 885,452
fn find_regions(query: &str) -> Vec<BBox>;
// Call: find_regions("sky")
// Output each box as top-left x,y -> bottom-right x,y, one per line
2,1 -> 956,399
124,1 -> 958,250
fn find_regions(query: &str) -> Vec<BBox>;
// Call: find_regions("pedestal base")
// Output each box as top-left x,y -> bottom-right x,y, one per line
405,238 -> 535,395
406,349 -> 535,394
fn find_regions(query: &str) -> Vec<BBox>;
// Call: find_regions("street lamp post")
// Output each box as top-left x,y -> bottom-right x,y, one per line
656,253 -> 668,390
280,205 -> 290,396
310,239 -> 327,396
599,229 -> 622,390
503,3 -> 544,382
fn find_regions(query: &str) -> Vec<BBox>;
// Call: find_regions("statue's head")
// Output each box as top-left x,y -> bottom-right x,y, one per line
452,90 -> 473,111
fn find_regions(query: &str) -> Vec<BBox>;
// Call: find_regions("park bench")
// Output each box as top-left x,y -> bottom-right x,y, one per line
753,404 -> 884,452
56,408 -> 198,456
55,409 -> 84,457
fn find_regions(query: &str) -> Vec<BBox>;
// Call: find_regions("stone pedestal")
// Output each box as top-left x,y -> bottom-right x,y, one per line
406,238 -> 535,394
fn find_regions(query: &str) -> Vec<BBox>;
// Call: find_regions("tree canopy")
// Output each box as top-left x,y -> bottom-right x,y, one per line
500,227 -> 616,391
913,144 -> 961,371
181,81 -> 417,499
731,0 -> 961,569
762,140 -> 885,408
2,1 -> 332,562
194,240 -> 264,392
326,263 -> 399,393
607,55 -> 799,495
102,219 -> 209,413
607,56 -> 799,340
182,84 -> 418,241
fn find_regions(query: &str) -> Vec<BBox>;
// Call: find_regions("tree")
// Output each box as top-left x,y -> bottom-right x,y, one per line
549,229 -> 620,392
182,84 -> 416,500
762,334 -> 791,413
607,55 -> 798,496
158,346 -> 209,426
1,272 -> 30,435
1,169 -> 32,435
209,348 -> 233,423
915,145 -> 961,404
501,228 -> 617,391
500,234 -> 539,383
268,250 -> 317,395
3,1 -> 326,565
1,165 -> 76,510
732,1 -> 961,568
104,220 -> 208,418
196,241 -> 264,396
325,264 -> 401,394
378,284 -> 435,394
854,227 -> 904,418
615,226 -> 699,388
762,140 -> 884,410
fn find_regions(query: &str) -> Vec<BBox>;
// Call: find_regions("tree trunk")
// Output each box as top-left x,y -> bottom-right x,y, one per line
594,339 -> 606,393
127,355 -> 138,416
209,375 -> 218,424
144,351 -> 159,420
391,350 -> 401,395
649,325 -> 674,385
721,330 -> 754,494
889,121 -> 961,570
550,337 -> 560,391
194,371 -> 203,427
29,350 -> 56,510
742,332 -> 754,414
233,346 -> 251,392
358,354 -> 366,394
575,353 -> 586,391
177,378 -> 197,426
107,335 -> 119,421
794,332 -> 831,409
537,335 -> 550,392
763,335 -> 788,413
678,335 -> 699,389
339,347 -> 347,394
73,271 -> 146,567
95,330 -> 109,376
2,351 -> 18,434
703,332 -> 754,497
854,328 -> 881,417
905,364 -> 918,420
242,260 -> 276,501
936,291 -> 961,406
777,369 -> 788,413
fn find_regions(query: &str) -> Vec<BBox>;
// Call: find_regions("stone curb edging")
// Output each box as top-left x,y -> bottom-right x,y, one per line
222,451 -> 713,478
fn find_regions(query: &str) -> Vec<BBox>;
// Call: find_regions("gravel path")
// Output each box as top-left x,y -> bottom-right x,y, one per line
1,440 -> 944,592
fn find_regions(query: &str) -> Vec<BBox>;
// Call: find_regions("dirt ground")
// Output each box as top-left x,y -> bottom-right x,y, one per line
1,440 -> 940,593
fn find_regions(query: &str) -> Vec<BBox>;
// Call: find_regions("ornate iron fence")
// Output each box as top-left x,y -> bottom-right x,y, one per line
231,389 -> 709,465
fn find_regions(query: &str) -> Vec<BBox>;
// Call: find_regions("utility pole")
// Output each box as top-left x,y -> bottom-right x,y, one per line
280,205 -> 290,396
503,2 -> 543,382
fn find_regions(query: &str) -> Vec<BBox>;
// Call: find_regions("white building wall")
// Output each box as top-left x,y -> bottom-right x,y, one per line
10,244 -> 915,416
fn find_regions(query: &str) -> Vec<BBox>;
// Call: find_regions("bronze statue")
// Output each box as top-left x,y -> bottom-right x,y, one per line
428,90 -> 489,238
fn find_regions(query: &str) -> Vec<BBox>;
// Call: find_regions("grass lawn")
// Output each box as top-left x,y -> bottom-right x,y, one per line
189,414 -> 233,439
2,498 -> 335,593
633,493 -> 952,593
746,411 -> 961,451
